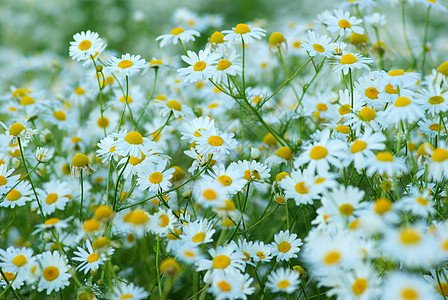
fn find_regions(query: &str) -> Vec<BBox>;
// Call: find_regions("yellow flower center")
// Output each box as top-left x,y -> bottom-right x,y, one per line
278,241 -> 291,253
120,295 -> 134,299
428,96 -> 444,104
150,59 -> 163,66
170,27 -> 184,35
87,252 -> 99,263
208,135 -> 224,146
324,251 -> 341,264
78,40 -> 92,51
9,123 -> 26,136
12,255 -> 27,267
43,266 -> 59,281
276,172 -> 290,182
159,214 -> 170,227
218,281 -> 232,292
217,59 -> 232,71
316,103 -> 328,111
388,69 -> 404,76
53,111 -> 66,121
118,60 -> 133,69
339,104 -> 351,115
376,151 -> 394,162
335,124 -> 350,134
71,136 -> 82,143
6,189 -> 21,201
125,131 -> 143,145
358,107 -> 376,121
269,32 -> 286,47
309,146 -> 328,160
97,117 -> 109,128
44,218 -> 60,226
352,278 -> 368,295
20,96 -> 35,105
166,100 -> 182,111
401,288 -> 418,300
339,203 -> 354,216
374,198 -> 392,215
213,255 -> 230,269
217,175 -> 232,186
192,232 -> 206,243
256,251 -> 266,259
193,61 -> 206,71
276,146 -> 292,160
0,176 -> 6,186
437,61 -> 448,76
394,96 -> 411,107
83,219 -> 100,232
416,197 -> 428,206
351,140 -> 367,153
277,280 -> 290,289
338,19 -> 352,28
340,54 -> 357,64
119,95 -> 133,103
210,31 -> 225,44
385,83 -> 398,94
149,172 -> 163,184
365,87 -> 379,99
400,229 -> 421,245
129,153 -> 146,165
72,153 -> 90,167
234,23 -> 251,34
432,148 -> 448,162
313,44 -> 325,52
295,182 -> 309,194
438,283 -> 448,296
129,210 -> 149,225
203,189 -> 217,201
45,193 -> 58,205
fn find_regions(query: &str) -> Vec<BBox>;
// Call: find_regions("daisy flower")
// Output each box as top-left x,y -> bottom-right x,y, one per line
415,82 -> 448,116
154,99 -> 195,119
349,128 -> 386,170
37,251 -> 72,295
1,180 -> 33,209
111,282 -> 149,300
365,151 -> 407,177
397,187 -> 435,217
212,50 -> 242,83
324,10 -> 364,36
384,96 -> 424,124
174,243 -> 204,264
69,30 -> 106,61
33,180 -> 71,215
73,240 -> 107,274
294,129 -> 349,176
320,185 -> 366,224
136,159 -> 175,193
196,244 -> 245,283
195,127 -> 237,156
203,164 -> 246,195
35,147 -> 54,163
355,74 -> 387,108
418,117 -> 447,138
386,69 -> 420,87
426,144 -> 448,181
222,23 -> 267,44
0,270 -> 26,290
111,130 -> 156,159
210,271 -> 254,300
181,116 -> 216,142
266,268 -> 301,294
0,246 -> 35,273
156,27 -> 200,48
271,230 -> 303,262
180,218 -> 215,245
252,241 -> 274,263
301,30 -> 332,57
149,208 -> 178,236
195,180 -> 228,208
117,208 -> 151,238
232,160 -> 271,184
2,121 -> 38,144
382,272 -> 438,300
96,136 -> 120,163
331,53 -> 373,75
0,164 -> 19,194
178,49 -> 221,83
265,146 -> 294,166
279,169 -> 320,205
105,53 -> 146,77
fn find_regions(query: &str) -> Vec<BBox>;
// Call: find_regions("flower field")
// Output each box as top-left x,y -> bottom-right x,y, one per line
1,0 -> 448,299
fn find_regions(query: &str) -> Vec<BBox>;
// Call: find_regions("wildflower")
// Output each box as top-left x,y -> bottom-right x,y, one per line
349,128 -> 386,170
69,30 -> 106,61
1,181 -> 33,209
73,240 -> 107,274
35,147 -> 54,163
136,158 -> 175,193
70,153 -> 94,177
382,272 -> 438,300
301,30 -> 332,57
155,99 -> 195,119
111,130 -> 156,159
2,122 -> 38,144
105,53 -> 146,77
222,23 -> 267,44
271,230 -> 303,262
178,49 -> 221,83
365,151 -> 407,177
156,27 -> 200,47
331,53 -> 373,75
279,169 -> 320,205
212,50 -> 242,83
266,268 -> 301,294
195,127 -> 237,156
324,10 -> 364,36
37,251 -> 72,294
111,282 -> 149,300
384,96 -> 424,123
180,219 -> 216,245
0,246 -> 35,273
34,180 -> 71,215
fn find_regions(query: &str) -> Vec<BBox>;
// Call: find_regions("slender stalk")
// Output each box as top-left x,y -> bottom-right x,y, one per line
117,76 -> 129,132
135,68 -> 158,128
401,0 -> 417,67
0,267 -> 20,299
241,39 -> 247,99
91,55 -> 107,136
79,170 -> 84,221
156,236 -> 163,297
421,6 -> 431,76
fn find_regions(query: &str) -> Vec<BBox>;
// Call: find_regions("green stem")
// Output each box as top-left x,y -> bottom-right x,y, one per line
79,170 -> 84,222
117,76 -> 129,132
0,267 -> 20,299
241,39 -> 247,99
135,68 -> 158,128
156,237 -> 163,297
421,6 -> 431,76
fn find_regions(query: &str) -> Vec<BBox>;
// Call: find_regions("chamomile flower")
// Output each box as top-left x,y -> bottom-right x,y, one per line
332,53 -> 373,75
195,127 -> 237,156
136,159 -> 175,193
178,49 -> 220,83
232,160 -> 271,183
203,164 -> 246,195
271,230 -> 303,262
324,10 -> 364,36
1,180 -> 33,208
2,121 -> 38,144
156,27 -> 200,48
397,188 -> 435,217
365,151 -> 407,177
266,268 -> 301,294
180,219 -> 215,245
0,164 -> 19,194
386,69 -> 420,87
117,208 -> 151,238
279,169 -> 320,205
105,53 -> 146,77
355,74 -> 388,108
252,241 -> 274,263
33,217 -> 72,234
149,208 -> 178,236
382,272 -> 438,300
425,145 -> 448,181
0,246 -> 35,273
418,117 -> 447,137
69,30 -> 106,61
37,251 -> 71,294
111,282 -> 149,300
34,180 -> 71,215
155,99 -> 195,119
212,51 -> 242,83
73,240 -> 107,274
111,130 -> 156,159
195,180 -> 227,208
384,95 -> 424,123
96,136 -> 120,163
349,128 -> 386,169
175,243 -> 204,264
222,23 -> 267,44
209,271 -> 244,300
301,30 -> 332,57
415,82 -> 448,116
320,185 -> 366,224
265,146 -> 294,166
181,116 -> 216,142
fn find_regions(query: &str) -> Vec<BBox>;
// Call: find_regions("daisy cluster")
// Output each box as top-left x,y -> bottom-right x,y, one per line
1,0 -> 448,299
